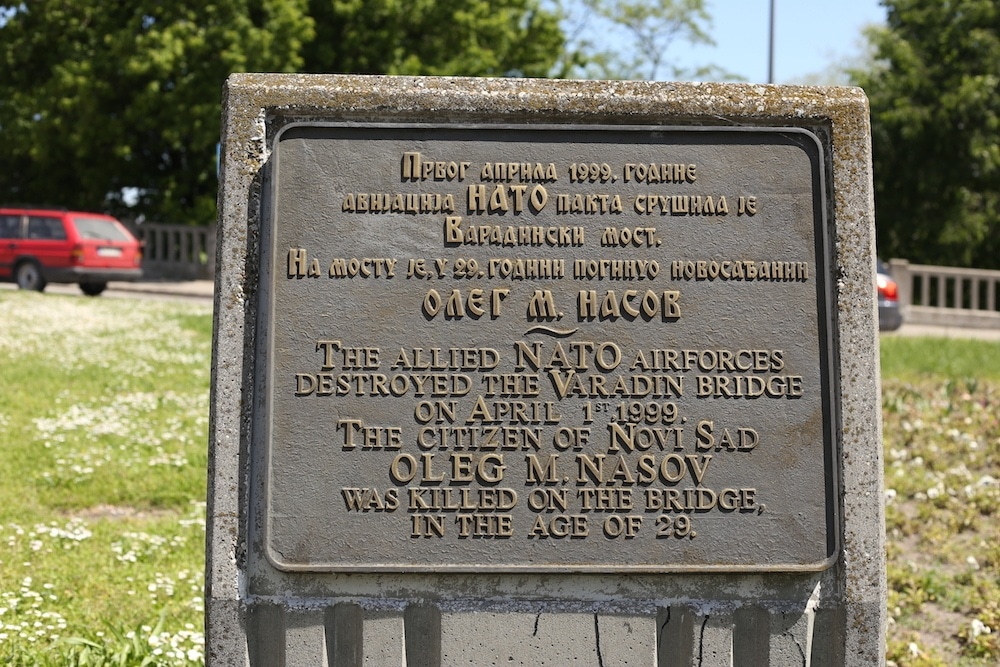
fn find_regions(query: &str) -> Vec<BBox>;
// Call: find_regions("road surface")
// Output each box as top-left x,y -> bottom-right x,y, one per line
0,280 -> 214,304
2,281 -> 997,340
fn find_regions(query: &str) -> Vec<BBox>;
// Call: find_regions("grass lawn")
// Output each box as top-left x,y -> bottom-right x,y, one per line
0,291 -> 996,665
0,292 -> 210,665
879,336 -> 1000,665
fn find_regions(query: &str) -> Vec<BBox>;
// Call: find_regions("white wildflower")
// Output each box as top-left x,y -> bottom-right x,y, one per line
970,619 -> 992,638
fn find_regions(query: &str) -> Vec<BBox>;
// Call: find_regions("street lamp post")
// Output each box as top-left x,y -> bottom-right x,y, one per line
768,0 -> 775,83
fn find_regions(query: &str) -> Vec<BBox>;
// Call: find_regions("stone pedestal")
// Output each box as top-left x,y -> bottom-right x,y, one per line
208,75 -> 885,666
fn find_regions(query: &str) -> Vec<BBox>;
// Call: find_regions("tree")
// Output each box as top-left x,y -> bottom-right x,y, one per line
302,0 -> 564,78
852,0 -> 1000,269
554,0 -> 722,80
0,1 -> 565,226
0,1 -> 314,225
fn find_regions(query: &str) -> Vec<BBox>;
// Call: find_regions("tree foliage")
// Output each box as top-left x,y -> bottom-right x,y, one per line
0,0 -> 564,226
303,0 -> 564,78
853,0 -> 1000,268
0,1 -> 314,225
555,0 -> 719,80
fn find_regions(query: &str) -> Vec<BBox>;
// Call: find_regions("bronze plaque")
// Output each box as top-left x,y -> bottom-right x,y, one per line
260,124 -> 838,572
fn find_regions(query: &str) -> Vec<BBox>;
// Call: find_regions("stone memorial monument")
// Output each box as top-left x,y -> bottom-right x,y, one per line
208,74 -> 886,665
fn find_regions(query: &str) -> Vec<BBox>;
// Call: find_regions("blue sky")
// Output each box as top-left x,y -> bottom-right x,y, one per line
647,0 -> 888,83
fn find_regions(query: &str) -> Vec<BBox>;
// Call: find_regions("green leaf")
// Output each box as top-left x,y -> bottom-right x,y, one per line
853,0 -> 1000,268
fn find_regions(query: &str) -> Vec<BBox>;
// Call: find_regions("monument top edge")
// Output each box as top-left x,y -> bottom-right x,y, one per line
223,73 -> 869,125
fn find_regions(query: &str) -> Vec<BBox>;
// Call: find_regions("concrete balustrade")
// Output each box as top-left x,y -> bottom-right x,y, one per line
129,223 -> 216,280
889,259 -> 1000,330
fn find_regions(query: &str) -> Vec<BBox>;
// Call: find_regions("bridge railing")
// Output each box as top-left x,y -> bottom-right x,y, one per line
889,259 -> 1000,330
115,226 -> 1000,332
129,223 -> 216,281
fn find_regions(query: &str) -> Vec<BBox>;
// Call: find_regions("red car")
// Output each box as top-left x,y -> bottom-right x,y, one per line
877,260 -> 903,331
0,207 -> 142,296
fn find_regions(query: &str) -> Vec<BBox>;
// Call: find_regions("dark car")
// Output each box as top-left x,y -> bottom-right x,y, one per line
0,207 -> 143,296
877,260 -> 903,331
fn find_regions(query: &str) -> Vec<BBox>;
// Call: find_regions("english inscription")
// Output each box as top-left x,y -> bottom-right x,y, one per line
263,126 -> 837,572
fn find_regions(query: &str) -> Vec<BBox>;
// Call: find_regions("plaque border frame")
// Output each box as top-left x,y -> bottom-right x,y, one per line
256,121 -> 841,574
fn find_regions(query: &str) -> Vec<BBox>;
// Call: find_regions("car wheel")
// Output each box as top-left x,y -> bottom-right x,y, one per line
79,282 -> 107,297
15,261 -> 46,291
